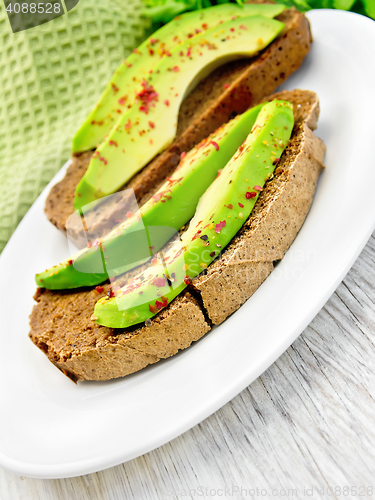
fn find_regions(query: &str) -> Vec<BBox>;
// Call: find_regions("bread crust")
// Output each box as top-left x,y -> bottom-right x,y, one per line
30,89 -> 325,382
44,8 -> 312,244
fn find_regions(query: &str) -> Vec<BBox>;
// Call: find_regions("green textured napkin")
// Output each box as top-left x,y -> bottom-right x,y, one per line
0,0 -> 150,252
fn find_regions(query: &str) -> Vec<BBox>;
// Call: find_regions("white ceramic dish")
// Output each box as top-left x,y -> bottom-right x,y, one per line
0,9 -> 374,479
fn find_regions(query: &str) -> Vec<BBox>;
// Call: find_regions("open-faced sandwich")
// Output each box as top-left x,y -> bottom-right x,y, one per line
29,3 -> 326,382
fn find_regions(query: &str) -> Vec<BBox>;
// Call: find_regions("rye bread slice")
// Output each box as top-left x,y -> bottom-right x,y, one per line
29,89 -> 325,382
30,285 -> 210,382
45,8 -> 312,245
191,89 -> 326,324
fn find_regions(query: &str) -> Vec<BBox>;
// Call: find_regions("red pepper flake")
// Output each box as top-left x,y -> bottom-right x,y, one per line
246,191 -> 257,199
202,23 -> 208,29
136,79 -> 159,114
254,185 -> 262,191
118,96 -> 127,105
164,99 -> 169,106
192,230 -> 202,240
125,119 -> 132,130
184,276 -> 192,285
126,211 -> 133,218
187,33 -> 194,39
149,303 -> 158,314
224,83 -> 230,89
238,202 -> 244,208
210,141 -> 219,151
109,140 -> 118,147
107,289 -> 115,298
111,83 -> 119,93
155,296 -> 168,310
187,48 -> 192,57
215,220 -> 226,234
99,156 -> 108,165
95,286 -> 104,294
226,204 -> 233,209
172,66 -> 180,72
91,120 -> 104,126
148,48 -> 154,56
179,51 -> 184,56
180,151 -> 186,160
67,259 -> 73,265
230,28 -> 235,32
150,38 -> 159,45
148,121 -> 155,129
240,24 -> 248,30
151,277 -> 166,287
272,158 -> 280,165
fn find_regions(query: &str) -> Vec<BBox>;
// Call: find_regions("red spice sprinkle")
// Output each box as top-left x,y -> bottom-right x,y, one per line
179,51 -> 184,56
246,191 -> 257,199
224,83 -> 230,89
215,220 -> 226,234
150,38 -> 159,45
67,259 -> 73,265
254,185 -> 262,191
155,296 -> 168,310
136,79 -> 159,114
202,23 -> 208,29
91,120 -> 104,126
99,157 -> 108,165
107,289 -> 115,298
118,96 -> 127,105
149,304 -> 158,314
238,202 -> 244,208
95,286 -> 104,294
187,47 -> 192,57
180,151 -> 186,160
163,99 -> 170,106
148,48 -> 154,56
148,120 -> 155,129
184,276 -> 192,285
126,211 -> 133,218
109,140 -> 118,147
240,24 -> 248,30
125,119 -> 132,130
230,28 -> 235,32
151,277 -> 166,287
226,204 -> 233,210
172,66 -> 180,72
210,141 -> 219,151
111,82 -> 119,93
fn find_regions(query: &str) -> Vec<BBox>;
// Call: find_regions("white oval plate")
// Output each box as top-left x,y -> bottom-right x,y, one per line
0,9 -> 374,479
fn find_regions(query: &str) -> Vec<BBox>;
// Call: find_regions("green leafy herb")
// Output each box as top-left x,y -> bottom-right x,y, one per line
141,0 -> 375,22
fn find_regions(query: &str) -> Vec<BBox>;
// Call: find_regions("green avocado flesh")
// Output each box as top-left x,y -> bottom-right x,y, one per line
72,3 -> 285,154
94,100 -> 294,328
35,103 -> 266,290
74,15 -> 285,211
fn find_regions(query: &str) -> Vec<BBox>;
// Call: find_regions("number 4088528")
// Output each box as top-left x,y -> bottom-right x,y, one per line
6,3 -> 61,14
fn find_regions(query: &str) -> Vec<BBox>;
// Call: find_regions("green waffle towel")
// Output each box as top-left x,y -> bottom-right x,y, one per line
0,0 -> 150,252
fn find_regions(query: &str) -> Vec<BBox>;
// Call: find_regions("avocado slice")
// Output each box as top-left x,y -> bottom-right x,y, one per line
72,3 -> 285,154
94,100 -> 294,328
74,15 -> 285,211
36,102 -> 266,290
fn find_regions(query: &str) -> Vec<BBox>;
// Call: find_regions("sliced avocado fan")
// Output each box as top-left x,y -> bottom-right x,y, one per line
74,15 -> 285,211
72,3 -> 285,154
35,102 -> 266,290
94,100 -> 294,329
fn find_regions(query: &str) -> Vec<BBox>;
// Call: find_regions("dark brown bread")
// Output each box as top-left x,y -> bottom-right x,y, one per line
45,8 -> 312,244
30,89 -> 326,382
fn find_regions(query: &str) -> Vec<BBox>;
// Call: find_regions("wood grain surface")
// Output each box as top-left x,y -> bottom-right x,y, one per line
1,232 -> 374,500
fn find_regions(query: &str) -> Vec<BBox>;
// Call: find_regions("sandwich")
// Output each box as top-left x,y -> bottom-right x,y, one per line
29,4 -> 326,382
